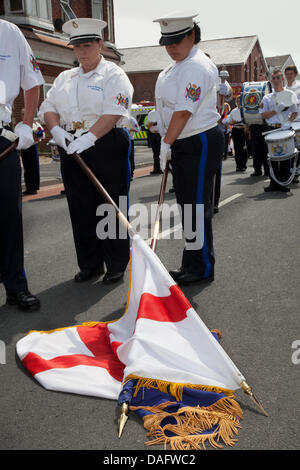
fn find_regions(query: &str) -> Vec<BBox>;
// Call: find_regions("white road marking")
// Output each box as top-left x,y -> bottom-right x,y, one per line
146,193 -> 244,243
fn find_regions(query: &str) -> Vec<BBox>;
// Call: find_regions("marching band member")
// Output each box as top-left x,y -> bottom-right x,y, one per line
222,95 -> 248,172
259,69 -> 298,192
0,19 -> 44,310
153,11 -> 224,285
39,18 -> 133,284
285,66 -> 300,183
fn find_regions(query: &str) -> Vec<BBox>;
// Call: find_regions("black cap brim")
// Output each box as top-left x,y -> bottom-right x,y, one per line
68,35 -> 102,45
159,31 -> 188,46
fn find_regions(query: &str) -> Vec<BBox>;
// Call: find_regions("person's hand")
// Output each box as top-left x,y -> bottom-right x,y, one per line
15,124 -> 34,150
219,83 -> 229,96
66,132 -> 97,155
51,126 -> 74,151
159,140 -> 171,171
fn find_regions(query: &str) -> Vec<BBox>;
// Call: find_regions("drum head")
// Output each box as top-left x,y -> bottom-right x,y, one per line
292,122 -> 300,131
265,129 -> 295,142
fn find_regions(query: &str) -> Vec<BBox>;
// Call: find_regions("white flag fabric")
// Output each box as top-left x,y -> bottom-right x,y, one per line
16,234 -> 246,449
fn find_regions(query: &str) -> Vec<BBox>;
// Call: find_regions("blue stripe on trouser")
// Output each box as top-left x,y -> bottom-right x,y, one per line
197,132 -> 212,278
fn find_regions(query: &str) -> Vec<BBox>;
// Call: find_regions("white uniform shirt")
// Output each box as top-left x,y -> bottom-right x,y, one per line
39,57 -> 133,127
147,109 -> 160,133
286,80 -> 300,121
259,89 -> 298,125
222,107 -> 243,126
155,46 -> 220,137
0,19 -> 44,123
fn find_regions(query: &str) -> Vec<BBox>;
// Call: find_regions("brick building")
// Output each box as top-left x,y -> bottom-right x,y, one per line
0,0 -> 119,132
120,35 -> 270,104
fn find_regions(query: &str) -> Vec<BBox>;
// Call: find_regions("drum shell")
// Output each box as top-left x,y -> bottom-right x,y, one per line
265,130 -> 296,161
240,81 -> 272,125
291,122 -> 300,148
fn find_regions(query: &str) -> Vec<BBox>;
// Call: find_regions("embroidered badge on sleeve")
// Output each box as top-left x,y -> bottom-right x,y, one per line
116,93 -> 129,110
30,54 -> 40,72
185,83 -> 201,102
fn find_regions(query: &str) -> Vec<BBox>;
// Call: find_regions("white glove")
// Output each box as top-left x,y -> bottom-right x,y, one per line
15,124 -> 34,150
66,131 -> 97,155
159,140 -> 171,171
51,125 -> 74,151
219,83 -> 229,96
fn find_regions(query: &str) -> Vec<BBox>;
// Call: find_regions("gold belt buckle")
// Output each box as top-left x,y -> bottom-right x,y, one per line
72,120 -> 85,131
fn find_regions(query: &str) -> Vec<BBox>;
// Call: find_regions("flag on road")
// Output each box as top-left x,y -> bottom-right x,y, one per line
16,234 -> 245,449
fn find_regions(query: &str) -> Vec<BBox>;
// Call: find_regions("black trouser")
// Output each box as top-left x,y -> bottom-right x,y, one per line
21,143 -> 40,191
231,127 -> 248,170
60,128 -> 131,274
171,125 -> 224,277
249,124 -> 269,174
148,132 -> 161,172
0,135 -> 28,293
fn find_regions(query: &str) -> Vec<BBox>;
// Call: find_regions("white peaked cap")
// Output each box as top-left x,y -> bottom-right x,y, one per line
63,18 -> 107,45
153,11 -> 199,45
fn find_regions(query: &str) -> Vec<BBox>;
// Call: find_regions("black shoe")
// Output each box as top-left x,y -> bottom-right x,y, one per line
23,190 -> 37,195
74,265 -> 104,282
251,171 -> 262,177
169,268 -> 186,281
176,272 -> 214,286
213,205 -> 219,214
102,271 -> 124,284
264,185 -> 290,193
6,290 -> 40,311
60,190 -> 66,195
169,187 -> 175,193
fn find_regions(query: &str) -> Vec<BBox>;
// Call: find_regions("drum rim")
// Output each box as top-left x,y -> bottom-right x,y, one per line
265,130 -> 295,141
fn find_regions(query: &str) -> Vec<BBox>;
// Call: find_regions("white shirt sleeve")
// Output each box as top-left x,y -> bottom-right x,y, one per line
175,63 -> 214,115
102,70 -> 133,118
38,76 -> 62,122
18,28 -> 44,91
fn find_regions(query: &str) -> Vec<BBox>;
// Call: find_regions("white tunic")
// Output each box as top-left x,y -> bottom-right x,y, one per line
155,46 -> 220,138
259,89 -> 298,125
0,19 -> 44,123
39,57 -> 133,128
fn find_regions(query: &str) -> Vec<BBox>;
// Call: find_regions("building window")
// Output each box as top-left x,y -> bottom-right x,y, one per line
106,0 -> 114,42
8,0 -> 24,12
60,0 -> 76,21
25,0 -> 52,21
92,0 -> 103,19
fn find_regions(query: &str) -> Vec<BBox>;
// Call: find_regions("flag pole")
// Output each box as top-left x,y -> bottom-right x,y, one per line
150,161 -> 170,252
71,152 -> 138,439
240,381 -> 268,416
0,140 -> 18,162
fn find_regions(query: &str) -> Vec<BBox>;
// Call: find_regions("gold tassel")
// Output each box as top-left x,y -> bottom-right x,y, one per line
130,396 -> 243,450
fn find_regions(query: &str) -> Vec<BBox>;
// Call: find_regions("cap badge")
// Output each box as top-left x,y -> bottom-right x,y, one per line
162,21 -> 168,26
72,21 -> 78,28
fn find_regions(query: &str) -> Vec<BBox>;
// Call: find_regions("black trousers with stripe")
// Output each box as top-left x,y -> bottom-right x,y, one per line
171,125 -> 224,277
60,128 -> 131,274
0,135 -> 28,293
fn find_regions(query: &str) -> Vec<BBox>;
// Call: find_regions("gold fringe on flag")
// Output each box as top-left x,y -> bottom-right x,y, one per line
124,375 -> 235,401
130,396 -> 243,450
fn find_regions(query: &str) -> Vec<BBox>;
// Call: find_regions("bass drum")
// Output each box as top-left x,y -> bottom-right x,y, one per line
240,81 -> 272,125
